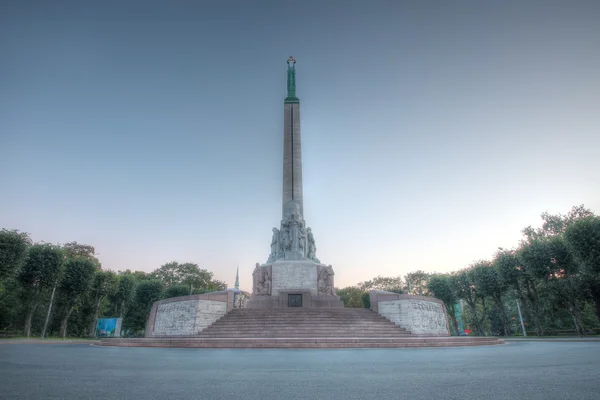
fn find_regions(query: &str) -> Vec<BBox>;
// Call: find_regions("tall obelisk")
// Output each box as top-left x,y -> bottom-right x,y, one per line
247,58 -> 342,309
282,56 -> 303,218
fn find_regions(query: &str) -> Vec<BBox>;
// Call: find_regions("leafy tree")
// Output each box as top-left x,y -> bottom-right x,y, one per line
361,292 -> 371,309
336,286 -> 365,308
150,262 -> 226,293
427,274 -> 459,335
62,242 -> 97,261
0,229 -> 32,280
87,270 -> 118,337
454,268 -> 485,336
404,270 -> 431,295
564,216 -> 600,323
125,280 -> 164,333
113,273 -> 136,317
163,284 -> 191,299
472,259 -> 511,336
18,244 -> 64,337
523,205 -> 594,240
57,258 -> 97,338
519,237 -> 588,335
357,276 -> 404,292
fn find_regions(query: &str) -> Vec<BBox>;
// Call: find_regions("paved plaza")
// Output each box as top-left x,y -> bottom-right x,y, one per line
1,341 -> 599,400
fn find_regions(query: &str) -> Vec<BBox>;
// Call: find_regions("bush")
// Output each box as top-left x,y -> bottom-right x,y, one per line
361,292 -> 371,309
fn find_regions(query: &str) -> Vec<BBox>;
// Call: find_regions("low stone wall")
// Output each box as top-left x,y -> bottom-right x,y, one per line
370,291 -> 450,336
145,291 -> 234,337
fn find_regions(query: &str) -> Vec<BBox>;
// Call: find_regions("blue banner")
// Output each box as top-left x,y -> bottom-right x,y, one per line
96,318 -> 121,337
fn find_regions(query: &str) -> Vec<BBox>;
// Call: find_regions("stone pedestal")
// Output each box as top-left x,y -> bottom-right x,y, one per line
248,260 -> 343,309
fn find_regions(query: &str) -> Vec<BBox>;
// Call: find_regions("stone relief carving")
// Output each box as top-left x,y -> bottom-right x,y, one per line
317,264 -> 335,296
253,264 -> 272,296
267,228 -> 280,263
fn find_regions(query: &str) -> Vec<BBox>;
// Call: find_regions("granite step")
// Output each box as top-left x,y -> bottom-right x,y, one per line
201,331 -> 409,335
201,328 -> 409,332
210,320 -> 399,325
196,332 -> 412,336
203,327 -> 408,333
98,337 -> 504,348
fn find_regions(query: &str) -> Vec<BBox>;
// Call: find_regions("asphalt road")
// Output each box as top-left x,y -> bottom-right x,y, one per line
1,342 -> 599,400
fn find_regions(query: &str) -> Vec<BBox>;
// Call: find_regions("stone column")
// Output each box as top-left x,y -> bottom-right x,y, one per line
282,102 -> 303,218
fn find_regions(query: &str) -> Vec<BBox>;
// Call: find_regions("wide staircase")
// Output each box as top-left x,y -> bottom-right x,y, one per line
198,308 -> 411,338
99,308 -> 504,348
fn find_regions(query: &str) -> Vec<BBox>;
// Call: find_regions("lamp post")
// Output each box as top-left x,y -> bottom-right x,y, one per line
516,299 -> 527,337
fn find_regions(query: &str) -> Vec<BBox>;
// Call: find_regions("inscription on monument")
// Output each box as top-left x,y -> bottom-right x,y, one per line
271,262 -> 318,296
153,299 -> 227,336
154,300 -> 198,336
378,299 -> 448,335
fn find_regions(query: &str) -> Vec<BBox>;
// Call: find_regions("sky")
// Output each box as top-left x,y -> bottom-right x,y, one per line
2,1 -> 599,291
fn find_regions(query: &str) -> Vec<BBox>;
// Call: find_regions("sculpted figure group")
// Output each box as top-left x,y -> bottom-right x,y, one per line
267,200 -> 319,263
255,199 -> 335,297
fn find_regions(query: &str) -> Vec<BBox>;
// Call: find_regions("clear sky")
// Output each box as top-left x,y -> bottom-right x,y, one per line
2,1 -> 599,291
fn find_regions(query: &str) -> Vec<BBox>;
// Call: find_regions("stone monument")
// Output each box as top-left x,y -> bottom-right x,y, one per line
248,57 -> 343,309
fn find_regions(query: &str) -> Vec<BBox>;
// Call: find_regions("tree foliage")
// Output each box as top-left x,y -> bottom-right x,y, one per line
427,274 -> 458,334
57,257 -> 98,337
0,229 -> 32,280
88,270 -> 119,337
18,243 -> 64,337
150,262 -> 226,293
336,286 -> 365,308
357,276 -> 404,292
564,216 -> 600,322
125,280 -> 164,334
404,270 -> 431,295
163,284 -> 192,299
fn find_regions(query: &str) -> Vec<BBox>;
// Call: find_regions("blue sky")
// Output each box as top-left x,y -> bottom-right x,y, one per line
2,1 -> 599,291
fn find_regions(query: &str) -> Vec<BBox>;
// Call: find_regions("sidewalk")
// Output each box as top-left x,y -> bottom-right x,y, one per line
0,339 -> 100,345
504,337 -> 600,342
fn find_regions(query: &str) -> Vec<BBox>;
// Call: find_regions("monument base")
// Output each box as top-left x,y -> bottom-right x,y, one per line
246,292 -> 343,309
248,260 -> 343,309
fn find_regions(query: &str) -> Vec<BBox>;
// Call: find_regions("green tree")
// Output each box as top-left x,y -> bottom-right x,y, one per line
454,268 -> 485,336
336,286 -> 365,308
427,274 -> 459,335
564,216 -> 600,323
472,259 -> 511,336
126,280 -> 164,334
521,237 -> 587,335
113,273 -> 136,317
150,262 -> 226,293
18,244 -> 64,337
361,292 -> 371,309
0,229 -> 32,280
163,284 -> 192,299
87,270 -> 118,337
57,258 -> 97,338
357,276 -> 404,292
405,270 -> 431,295
61,242 -> 98,261
523,205 -> 594,240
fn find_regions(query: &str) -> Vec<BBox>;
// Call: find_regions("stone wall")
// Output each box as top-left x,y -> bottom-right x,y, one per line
145,291 -> 234,337
370,291 -> 450,336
